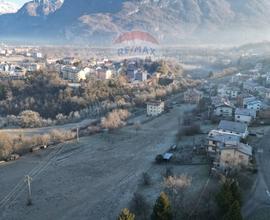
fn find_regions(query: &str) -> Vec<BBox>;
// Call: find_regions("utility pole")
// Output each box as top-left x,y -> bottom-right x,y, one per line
24,175 -> 32,206
76,127 -> 79,142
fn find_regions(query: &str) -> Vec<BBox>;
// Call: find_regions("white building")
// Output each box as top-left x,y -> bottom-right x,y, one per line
235,108 -> 256,124
20,63 -> 42,72
61,65 -> 79,80
245,100 -> 262,112
147,101 -> 165,116
73,67 -> 91,82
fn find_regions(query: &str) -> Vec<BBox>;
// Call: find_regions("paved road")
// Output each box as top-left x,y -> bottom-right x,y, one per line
0,118 -> 96,137
243,128 -> 270,219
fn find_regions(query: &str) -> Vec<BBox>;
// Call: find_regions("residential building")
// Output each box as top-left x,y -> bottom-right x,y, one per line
243,81 -> 259,93
96,67 -> 113,80
73,68 -> 91,82
265,89 -> 270,100
21,63 -> 42,72
235,108 -> 256,124
207,131 -> 241,156
213,102 -> 234,118
135,70 -> 148,81
184,88 -> 203,104
61,65 -> 80,80
245,100 -> 262,112
219,143 -> 252,168
147,101 -> 165,116
217,120 -> 248,139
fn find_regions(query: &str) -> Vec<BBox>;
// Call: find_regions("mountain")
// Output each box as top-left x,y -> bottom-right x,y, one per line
1,0 -> 270,45
0,0 -> 19,15
18,0 -> 64,16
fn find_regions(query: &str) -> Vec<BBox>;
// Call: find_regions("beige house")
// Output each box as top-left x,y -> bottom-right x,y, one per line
184,88 -> 203,104
96,67 -> 113,80
147,101 -> 165,116
219,143 -> 252,168
207,130 -> 241,156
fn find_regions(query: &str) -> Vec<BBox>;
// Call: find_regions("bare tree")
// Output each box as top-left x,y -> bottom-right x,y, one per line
164,174 -> 192,219
101,109 -> 130,130
0,132 -> 13,159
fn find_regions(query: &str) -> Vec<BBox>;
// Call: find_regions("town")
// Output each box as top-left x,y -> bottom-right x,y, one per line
2,0 -> 270,219
0,42 -> 270,220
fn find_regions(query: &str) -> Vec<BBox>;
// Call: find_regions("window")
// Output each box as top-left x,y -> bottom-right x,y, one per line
239,155 -> 244,160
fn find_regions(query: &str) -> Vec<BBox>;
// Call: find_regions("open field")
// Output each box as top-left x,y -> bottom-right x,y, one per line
0,104 -> 210,220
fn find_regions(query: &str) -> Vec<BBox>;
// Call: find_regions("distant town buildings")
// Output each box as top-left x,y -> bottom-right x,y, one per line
184,88 -> 203,104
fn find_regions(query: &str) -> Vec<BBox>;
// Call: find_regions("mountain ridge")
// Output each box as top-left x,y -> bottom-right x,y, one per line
1,0 -> 270,45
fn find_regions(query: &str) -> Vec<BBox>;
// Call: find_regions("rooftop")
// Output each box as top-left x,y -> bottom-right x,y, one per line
223,143 -> 252,156
147,100 -> 164,106
218,120 -> 248,134
235,108 -> 256,117
208,130 -> 241,143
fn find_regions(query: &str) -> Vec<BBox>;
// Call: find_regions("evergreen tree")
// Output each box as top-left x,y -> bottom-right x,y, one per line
216,179 -> 243,219
216,182 -> 234,215
151,192 -> 172,220
118,208 -> 135,220
223,201 -> 243,220
230,181 -> 242,205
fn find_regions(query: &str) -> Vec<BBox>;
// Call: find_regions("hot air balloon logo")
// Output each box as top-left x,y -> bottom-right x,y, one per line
113,31 -> 159,57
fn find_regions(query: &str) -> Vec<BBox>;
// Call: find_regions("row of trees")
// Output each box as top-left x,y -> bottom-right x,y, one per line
118,192 -> 172,220
0,130 -> 75,160
117,174 -> 243,220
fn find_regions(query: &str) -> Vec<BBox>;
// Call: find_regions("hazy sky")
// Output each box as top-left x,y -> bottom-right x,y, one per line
8,0 -> 29,7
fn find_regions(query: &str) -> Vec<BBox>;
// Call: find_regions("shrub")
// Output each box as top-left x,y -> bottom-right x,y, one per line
118,208 -> 135,220
142,172 -> 151,186
0,132 -> 13,160
179,124 -> 201,136
19,110 -> 43,128
155,154 -> 164,164
101,109 -> 130,130
151,192 -> 172,220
